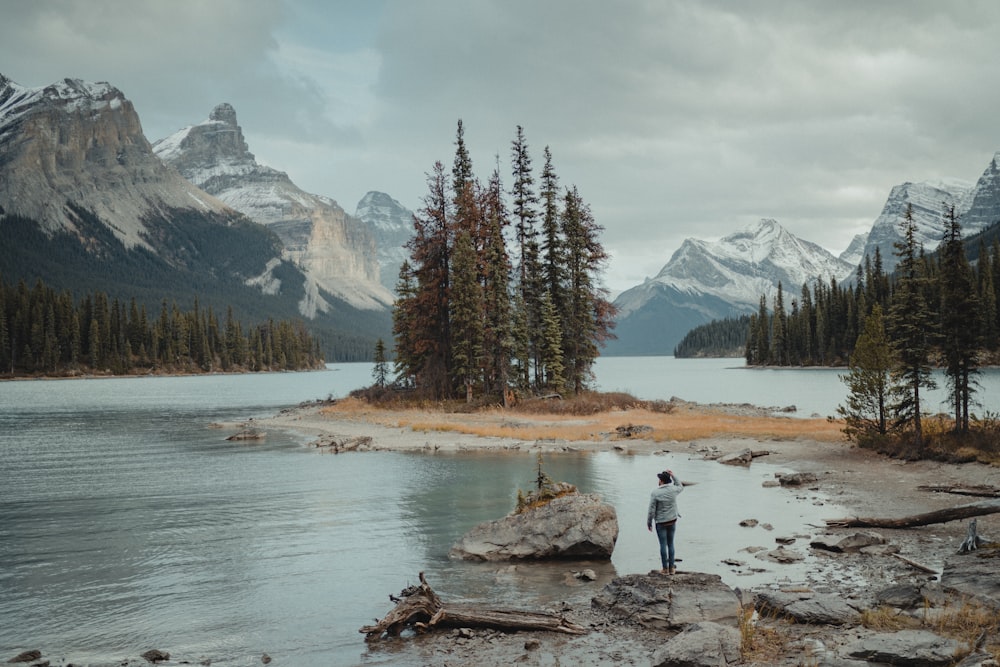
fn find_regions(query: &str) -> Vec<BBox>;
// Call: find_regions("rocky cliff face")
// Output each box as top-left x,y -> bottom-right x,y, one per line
354,190 -> 413,292
858,179 -> 974,273
154,104 -> 393,314
0,74 -> 231,247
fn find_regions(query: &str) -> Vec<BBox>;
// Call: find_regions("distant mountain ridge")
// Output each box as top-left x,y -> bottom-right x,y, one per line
608,219 -> 854,355
0,74 -> 232,246
611,150 -> 1000,356
354,190 -> 414,292
0,73 -> 390,360
153,103 -> 394,314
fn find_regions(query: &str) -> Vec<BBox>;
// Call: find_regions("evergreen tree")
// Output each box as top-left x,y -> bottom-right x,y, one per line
372,338 -> 389,388
837,303 -> 893,440
938,204 -> 980,432
559,186 -> 615,393
449,228 -> 484,402
480,166 -> 515,404
509,126 -> 543,390
403,161 -> 453,397
887,204 -> 936,446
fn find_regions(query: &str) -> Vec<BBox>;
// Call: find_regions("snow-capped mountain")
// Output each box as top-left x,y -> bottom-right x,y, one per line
608,219 -> 855,355
154,104 -> 394,314
354,191 -> 413,292
838,232 -> 870,268
0,74 -> 231,246
0,73 -> 392,358
858,178 -> 974,273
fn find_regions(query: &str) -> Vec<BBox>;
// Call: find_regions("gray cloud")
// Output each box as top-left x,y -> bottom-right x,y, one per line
3,0 -> 1000,292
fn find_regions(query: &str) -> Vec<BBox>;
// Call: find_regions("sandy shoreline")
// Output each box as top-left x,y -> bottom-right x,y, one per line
243,400 -> 1000,569
219,401 -> 1000,665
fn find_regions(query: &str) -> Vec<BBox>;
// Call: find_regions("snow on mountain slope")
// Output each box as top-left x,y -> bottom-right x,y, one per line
154,104 -> 393,313
355,191 -> 413,292
0,74 -> 230,247
615,218 -> 854,319
859,179 -> 974,272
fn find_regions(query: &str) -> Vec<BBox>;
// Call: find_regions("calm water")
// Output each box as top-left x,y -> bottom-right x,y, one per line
0,358 -> 996,665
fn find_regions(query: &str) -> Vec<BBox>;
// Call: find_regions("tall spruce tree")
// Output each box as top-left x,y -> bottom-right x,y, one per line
559,186 -> 615,393
509,126 -> 544,390
887,204 -> 936,446
401,161 -> 452,398
481,166 -> 515,405
938,204 -> 980,432
450,228 -> 484,402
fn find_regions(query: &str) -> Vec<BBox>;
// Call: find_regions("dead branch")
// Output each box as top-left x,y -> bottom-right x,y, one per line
359,572 -> 586,642
891,553 -> 937,574
918,484 -> 1000,498
825,499 -> 1000,529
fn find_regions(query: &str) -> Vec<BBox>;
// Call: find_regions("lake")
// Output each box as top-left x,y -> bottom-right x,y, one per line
1,357 -> 997,665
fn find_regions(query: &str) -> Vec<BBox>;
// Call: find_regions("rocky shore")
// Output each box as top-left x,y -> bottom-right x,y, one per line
15,399 -> 1000,666
247,400 -> 1000,666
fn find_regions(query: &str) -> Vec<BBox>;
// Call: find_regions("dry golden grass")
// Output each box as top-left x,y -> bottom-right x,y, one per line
319,397 -> 845,443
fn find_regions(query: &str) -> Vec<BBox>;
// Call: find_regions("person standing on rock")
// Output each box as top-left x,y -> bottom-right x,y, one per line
647,469 -> 683,574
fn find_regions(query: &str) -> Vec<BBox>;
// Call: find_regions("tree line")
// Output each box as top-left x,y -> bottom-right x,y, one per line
0,275 -> 325,376
390,121 -> 616,402
747,203 -> 998,450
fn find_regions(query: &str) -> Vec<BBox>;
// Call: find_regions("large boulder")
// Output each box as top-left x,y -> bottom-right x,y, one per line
652,621 -> 741,667
591,572 -> 741,630
449,493 -> 618,561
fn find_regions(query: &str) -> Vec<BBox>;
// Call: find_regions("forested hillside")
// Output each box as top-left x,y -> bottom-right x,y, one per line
0,275 -> 324,377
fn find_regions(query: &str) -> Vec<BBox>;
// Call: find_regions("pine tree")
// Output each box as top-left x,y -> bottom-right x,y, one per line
372,338 -> 389,388
938,204 -> 980,432
480,166 -> 515,404
449,228 -> 484,402
887,204 -> 936,446
404,161 -> 452,397
559,186 -> 615,393
838,303 -> 893,440
510,126 -> 543,390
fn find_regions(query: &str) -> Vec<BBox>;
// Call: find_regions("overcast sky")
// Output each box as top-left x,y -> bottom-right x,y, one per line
3,1 -> 1000,294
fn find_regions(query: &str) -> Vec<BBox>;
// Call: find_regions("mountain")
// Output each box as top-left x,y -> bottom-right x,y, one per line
0,74 -> 389,360
857,178 -> 974,273
0,74 -> 232,245
607,219 -> 855,356
838,232 -> 869,268
153,103 -> 394,314
354,191 -> 413,292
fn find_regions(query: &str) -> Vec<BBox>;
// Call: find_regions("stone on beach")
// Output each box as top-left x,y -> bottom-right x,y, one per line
449,493 -> 618,561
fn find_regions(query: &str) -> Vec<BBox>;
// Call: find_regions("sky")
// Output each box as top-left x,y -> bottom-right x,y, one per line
3,0 -> 1000,295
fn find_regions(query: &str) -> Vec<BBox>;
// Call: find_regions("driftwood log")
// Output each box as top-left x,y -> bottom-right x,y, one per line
359,572 -> 587,642
918,484 -> 1000,498
825,498 -> 1000,529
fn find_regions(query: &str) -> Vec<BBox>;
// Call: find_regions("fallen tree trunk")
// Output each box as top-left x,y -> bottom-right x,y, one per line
918,484 -> 1000,498
825,498 -> 1000,529
359,572 -> 587,641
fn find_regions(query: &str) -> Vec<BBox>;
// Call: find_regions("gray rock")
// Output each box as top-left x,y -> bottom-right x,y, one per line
652,621 -> 741,667
718,448 -> 753,466
875,583 -> 946,610
756,546 -> 803,563
7,650 -> 41,664
842,630 -> 961,666
941,550 -> 1000,607
756,591 -> 858,625
778,472 -> 819,486
450,493 -> 618,561
811,531 -> 886,553
591,572 -> 740,630
141,649 -> 171,663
